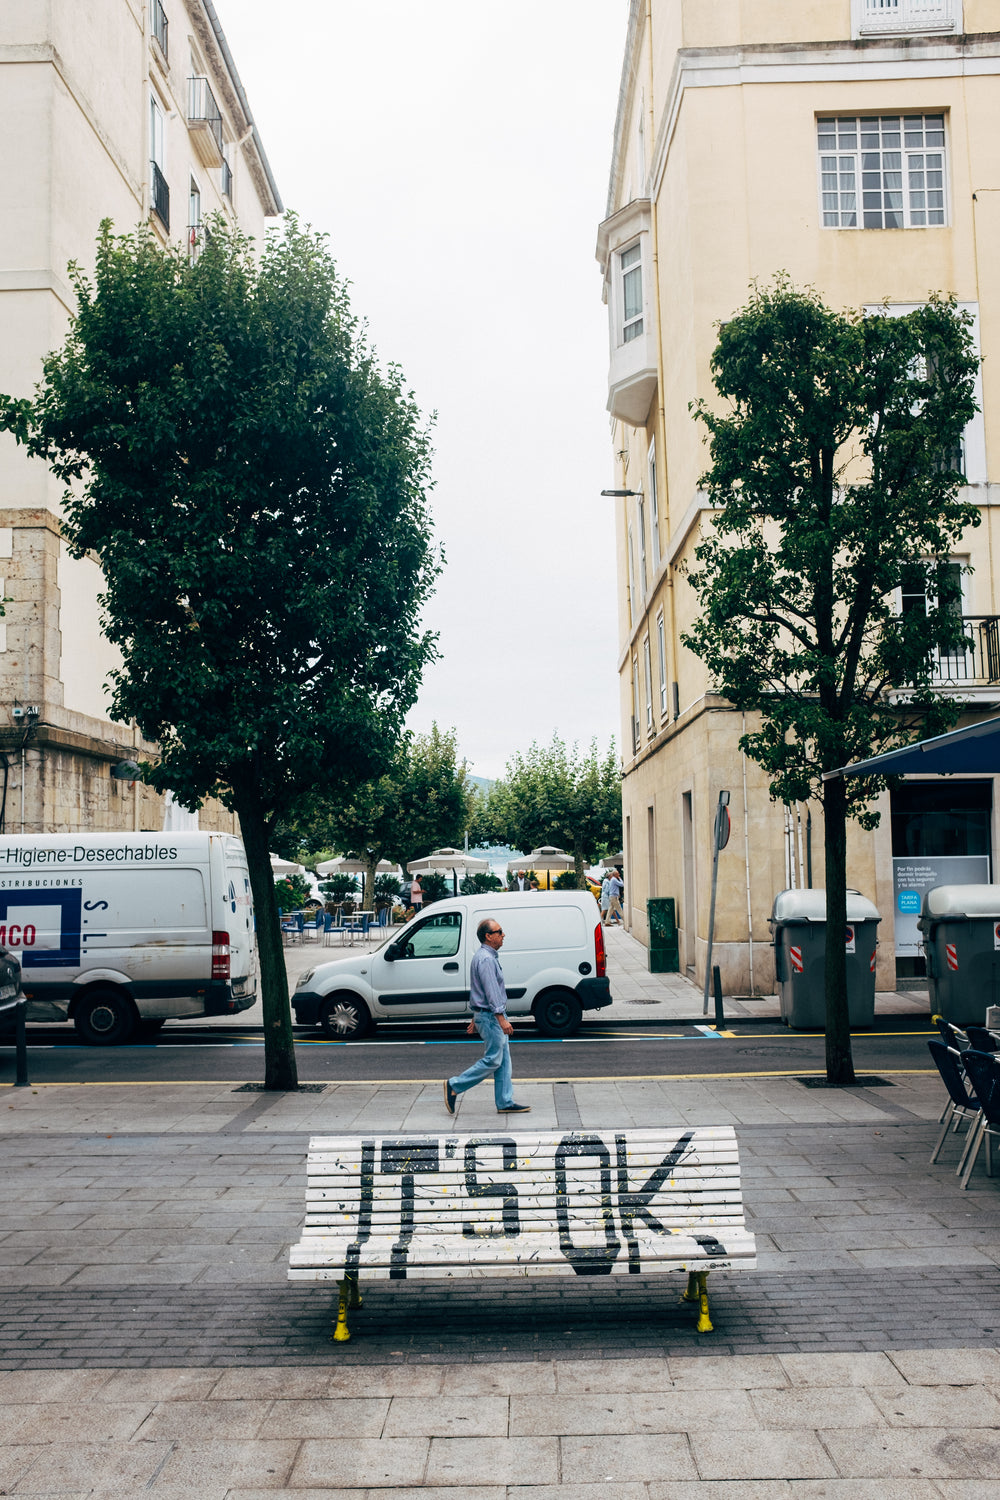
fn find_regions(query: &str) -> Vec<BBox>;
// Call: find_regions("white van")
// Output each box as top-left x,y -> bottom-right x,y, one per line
292,889 -> 610,1039
0,832 -> 255,1044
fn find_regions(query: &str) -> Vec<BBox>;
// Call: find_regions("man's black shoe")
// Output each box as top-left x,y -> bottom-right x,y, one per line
497,1102 -> 531,1113
444,1080 -> 457,1115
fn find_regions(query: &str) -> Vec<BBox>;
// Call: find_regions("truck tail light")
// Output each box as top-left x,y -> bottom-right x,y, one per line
595,922 -> 606,979
212,930 -> 231,981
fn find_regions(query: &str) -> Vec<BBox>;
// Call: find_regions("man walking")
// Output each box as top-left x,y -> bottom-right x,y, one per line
600,873 -> 611,924
607,869 -> 624,925
444,918 -> 530,1116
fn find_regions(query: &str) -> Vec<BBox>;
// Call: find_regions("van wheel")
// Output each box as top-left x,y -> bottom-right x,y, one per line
319,995 -> 372,1041
74,990 -> 137,1046
533,991 -> 583,1038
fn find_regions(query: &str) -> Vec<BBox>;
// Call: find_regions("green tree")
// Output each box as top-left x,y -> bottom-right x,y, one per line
0,219 -> 440,1089
323,724 -> 476,901
683,280 -> 980,1085
485,736 -> 621,884
460,871 -> 503,895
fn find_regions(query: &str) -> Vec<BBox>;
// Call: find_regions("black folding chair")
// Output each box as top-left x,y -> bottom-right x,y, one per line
965,1026 -> 999,1054
927,1040 -> 981,1165
959,1049 -> 1000,1189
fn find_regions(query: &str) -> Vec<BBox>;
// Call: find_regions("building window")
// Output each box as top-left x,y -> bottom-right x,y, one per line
818,114 -> 946,229
637,496 -> 647,598
643,635 -> 653,734
631,658 -> 641,755
188,178 -> 202,260
221,146 -> 233,201
627,524 -> 637,629
853,0 -> 960,36
657,612 -> 667,718
149,95 -> 169,231
620,243 -> 643,342
150,0 -> 168,59
648,441 -> 660,570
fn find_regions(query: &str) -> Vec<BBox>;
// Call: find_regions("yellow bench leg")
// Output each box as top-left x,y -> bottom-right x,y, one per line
332,1278 -> 352,1343
680,1270 -> 713,1333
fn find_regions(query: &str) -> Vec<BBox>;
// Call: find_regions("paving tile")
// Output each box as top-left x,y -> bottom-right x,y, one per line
819,1427 -> 1000,1478
383,1394 -> 507,1437
777,1352 -> 904,1388
887,1348 -> 1000,1385
650,1485 -> 793,1500
324,1364 -> 448,1397
94,1367 -> 221,1401
4,1400 -> 153,1443
424,1435 -> 559,1486
153,1439 -> 299,1489
439,1360 -> 557,1395
8,1439 -> 174,1492
749,1387 -> 884,1428
785,1483 -> 941,1498
510,1487 -> 649,1500
868,1384 -> 1000,1427
554,1356 -> 673,1392
137,1396 -> 274,1439
691,1430 -> 838,1480
560,1433 -> 697,1483
0,1369 -> 112,1401
667,1354 -> 790,1389
261,1396 -> 390,1438
290,1437 -> 430,1488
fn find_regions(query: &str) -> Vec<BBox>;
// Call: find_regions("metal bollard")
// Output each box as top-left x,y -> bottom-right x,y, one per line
712,965 -> 725,1031
14,998 -> 29,1087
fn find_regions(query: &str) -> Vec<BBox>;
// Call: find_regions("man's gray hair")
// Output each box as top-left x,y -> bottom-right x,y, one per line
477,918 -> 496,944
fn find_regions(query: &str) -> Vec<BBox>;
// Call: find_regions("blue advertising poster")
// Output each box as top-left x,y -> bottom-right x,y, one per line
892,855 -> 991,956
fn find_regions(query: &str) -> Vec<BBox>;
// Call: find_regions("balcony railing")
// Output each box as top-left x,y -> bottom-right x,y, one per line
188,76 -> 224,167
930,616 -> 1000,689
855,0 -> 960,35
150,0 -> 168,59
150,161 -> 169,231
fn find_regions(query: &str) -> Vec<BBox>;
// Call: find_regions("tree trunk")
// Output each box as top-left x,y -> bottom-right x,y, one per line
822,774 -> 855,1086
237,795 -> 299,1091
574,845 -> 587,890
361,854 -> 377,912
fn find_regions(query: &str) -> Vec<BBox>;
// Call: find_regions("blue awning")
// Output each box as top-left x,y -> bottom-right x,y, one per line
824,715 -> 1000,780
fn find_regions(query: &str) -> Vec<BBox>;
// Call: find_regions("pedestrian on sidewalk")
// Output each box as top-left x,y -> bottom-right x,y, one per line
607,869 -> 624,924
444,917 -> 530,1116
600,873 -> 611,924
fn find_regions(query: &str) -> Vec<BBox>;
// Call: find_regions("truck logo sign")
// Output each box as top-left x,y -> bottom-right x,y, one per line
0,889 -> 82,966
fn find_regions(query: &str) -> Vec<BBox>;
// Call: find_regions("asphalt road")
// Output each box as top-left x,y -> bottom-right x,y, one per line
1,1016 -> 936,1085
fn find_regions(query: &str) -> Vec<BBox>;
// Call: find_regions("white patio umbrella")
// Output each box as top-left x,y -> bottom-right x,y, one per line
270,854 -> 306,877
407,847 -> 490,876
511,846 -> 576,872
315,856 -> 398,877
601,852 -> 625,869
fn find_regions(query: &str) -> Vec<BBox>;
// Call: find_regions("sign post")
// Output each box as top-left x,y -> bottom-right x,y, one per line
702,790 -> 731,1018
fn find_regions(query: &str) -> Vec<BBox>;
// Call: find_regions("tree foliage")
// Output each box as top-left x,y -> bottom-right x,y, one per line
483,736 -> 621,883
683,279 -> 980,1083
320,724 -> 476,902
0,218 -> 440,1088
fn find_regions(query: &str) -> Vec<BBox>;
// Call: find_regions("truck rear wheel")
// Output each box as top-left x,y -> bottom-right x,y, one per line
74,989 -> 137,1046
319,994 -> 372,1040
533,990 -> 583,1038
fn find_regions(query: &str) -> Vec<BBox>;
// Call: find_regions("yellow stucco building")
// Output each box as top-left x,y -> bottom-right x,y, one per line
597,0 -> 1000,994
0,1 -> 280,834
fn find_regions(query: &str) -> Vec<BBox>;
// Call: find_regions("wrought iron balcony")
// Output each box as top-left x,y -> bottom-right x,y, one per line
150,0 -> 168,59
150,161 -> 169,231
188,76 -> 224,167
930,616 -> 1000,691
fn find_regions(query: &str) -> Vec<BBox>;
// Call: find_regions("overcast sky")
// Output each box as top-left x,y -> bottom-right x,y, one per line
217,0 -> 628,779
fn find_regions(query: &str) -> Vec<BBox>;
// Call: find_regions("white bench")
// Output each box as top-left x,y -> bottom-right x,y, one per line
288,1126 -> 756,1342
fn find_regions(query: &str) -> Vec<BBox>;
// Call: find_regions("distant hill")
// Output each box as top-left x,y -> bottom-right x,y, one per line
467,775 -> 494,793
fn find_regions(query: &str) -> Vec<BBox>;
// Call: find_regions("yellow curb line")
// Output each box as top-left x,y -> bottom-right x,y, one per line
2,1068 -> 937,1088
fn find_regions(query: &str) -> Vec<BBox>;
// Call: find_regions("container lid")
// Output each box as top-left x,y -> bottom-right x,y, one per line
921,884 -> 1000,920
770,888 -> 880,923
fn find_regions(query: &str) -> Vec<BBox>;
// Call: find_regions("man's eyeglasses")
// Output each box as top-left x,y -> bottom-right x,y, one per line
489,928 -> 504,937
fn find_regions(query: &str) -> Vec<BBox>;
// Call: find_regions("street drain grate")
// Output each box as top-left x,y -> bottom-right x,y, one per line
797,1075 -> 895,1088
232,1082 -> 327,1094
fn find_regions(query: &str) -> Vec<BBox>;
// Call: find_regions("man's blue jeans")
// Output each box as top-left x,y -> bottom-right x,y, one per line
448,1009 -> 513,1109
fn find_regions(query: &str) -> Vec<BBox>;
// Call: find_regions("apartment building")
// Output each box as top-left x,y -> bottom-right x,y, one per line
0,0 -> 280,833
597,0 -> 1000,992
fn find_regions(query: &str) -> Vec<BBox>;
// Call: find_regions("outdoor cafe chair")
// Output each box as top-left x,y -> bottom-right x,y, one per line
965,1025 -> 999,1054
280,911 -> 302,945
933,1015 -> 970,1051
958,1049 -> 1000,1189
927,1040 -> 981,1165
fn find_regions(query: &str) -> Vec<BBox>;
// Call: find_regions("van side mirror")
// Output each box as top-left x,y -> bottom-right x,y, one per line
383,944 -> 398,962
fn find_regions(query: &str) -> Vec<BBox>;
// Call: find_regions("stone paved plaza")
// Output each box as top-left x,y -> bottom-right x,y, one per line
2,935 -> 999,1495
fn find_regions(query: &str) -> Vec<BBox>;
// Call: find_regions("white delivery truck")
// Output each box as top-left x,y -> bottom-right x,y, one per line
0,832 -> 256,1044
292,889 -> 611,1039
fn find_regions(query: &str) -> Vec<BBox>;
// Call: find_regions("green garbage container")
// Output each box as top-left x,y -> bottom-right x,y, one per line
769,888 -> 880,1029
919,885 -> 1000,1026
647,896 -> 679,973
